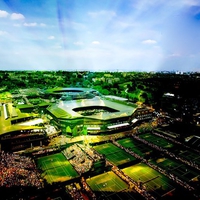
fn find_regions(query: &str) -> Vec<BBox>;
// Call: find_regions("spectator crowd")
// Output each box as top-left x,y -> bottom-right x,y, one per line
0,151 -> 43,188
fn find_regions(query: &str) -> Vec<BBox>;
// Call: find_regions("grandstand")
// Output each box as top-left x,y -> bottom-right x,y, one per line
46,88 -> 154,136
186,136 -> 200,150
0,103 -> 47,151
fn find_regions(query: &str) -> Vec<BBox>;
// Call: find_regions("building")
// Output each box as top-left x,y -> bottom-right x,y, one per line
0,103 -> 47,151
46,88 -> 154,136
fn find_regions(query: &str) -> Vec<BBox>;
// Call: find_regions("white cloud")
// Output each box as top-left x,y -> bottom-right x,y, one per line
183,0 -> 200,6
23,22 -> 37,27
71,21 -> 86,30
13,24 -> 21,27
54,44 -> 62,49
48,36 -> 55,40
10,13 -> 25,20
169,53 -> 181,57
0,31 -> 7,36
92,41 -> 100,45
0,10 -> 9,18
40,23 -> 46,27
74,41 -> 84,46
88,10 -> 116,18
142,39 -> 157,44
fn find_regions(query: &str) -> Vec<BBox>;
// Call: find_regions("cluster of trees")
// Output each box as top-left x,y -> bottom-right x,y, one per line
1,70 -> 200,109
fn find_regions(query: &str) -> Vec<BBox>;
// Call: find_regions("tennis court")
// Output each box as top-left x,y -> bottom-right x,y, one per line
151,157 -> 200,182
86,171 -> 128,194
93,142 -> 137,166
36,153 -> 79,184
122,163 -> 176,198
117,137 -> 153,157
138,132 -> 199,163
139,132 -> 174,149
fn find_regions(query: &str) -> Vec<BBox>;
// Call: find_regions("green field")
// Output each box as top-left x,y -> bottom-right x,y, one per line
151,157 -> 200,182
117,137 -> 153,157
93,142 -> 137,166
36,153 -> 79,184
86,171 -> 146,200
86,171 -> 128,192
122,163 -> 176,198
139,132 -> 174,149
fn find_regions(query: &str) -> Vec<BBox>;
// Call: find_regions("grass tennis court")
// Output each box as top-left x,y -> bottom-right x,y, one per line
141,132 -> 200,166
151,157 -> 200,182
122,163 -> 176,198
139,132 -> 174,149
86,171 -> 142,200
36,153 -> 79,184
117,137 -> 153,157
86,171 -> 128,192
93,142 -> 137,166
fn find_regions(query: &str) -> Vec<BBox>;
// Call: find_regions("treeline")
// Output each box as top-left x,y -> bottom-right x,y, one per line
1,70 -> 200,107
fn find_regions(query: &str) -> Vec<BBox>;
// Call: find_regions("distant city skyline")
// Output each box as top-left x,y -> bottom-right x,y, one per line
0,0 -> 200,72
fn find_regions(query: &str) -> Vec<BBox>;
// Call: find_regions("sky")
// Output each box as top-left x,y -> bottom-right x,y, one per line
0,0 -> 200,72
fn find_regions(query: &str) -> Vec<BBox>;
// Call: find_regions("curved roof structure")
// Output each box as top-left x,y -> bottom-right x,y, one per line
47,96 -> 137,120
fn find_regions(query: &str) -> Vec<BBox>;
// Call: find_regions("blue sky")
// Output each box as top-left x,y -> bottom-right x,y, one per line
0,0 -> 200,72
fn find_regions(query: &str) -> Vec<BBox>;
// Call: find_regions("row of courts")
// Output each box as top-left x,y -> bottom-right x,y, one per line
117,136 -> 200,184
35,132 -> 200,199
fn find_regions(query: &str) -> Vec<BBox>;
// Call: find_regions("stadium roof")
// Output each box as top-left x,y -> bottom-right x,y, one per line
0,103 -> 45,136
44,87 -> 97,94
47,96 -> 137,120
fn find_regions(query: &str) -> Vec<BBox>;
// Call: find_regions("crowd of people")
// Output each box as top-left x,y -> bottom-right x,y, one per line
62,144 -> 93,174
129,134 -> 196,193
0,151 -> 43,188
66,183 -> 85,200
153,131 -> 200,168
77,143 -> 103,162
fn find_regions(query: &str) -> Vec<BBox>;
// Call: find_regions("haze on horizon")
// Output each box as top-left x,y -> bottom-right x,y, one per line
0,0 -> 200,72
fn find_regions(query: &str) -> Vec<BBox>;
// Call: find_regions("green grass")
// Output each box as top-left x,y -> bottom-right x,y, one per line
122,163 -> 176,198
151,157 -> 200,182
93,142 -> 137,166
117,137 -> 153,157
36,153 -> 79,184
86,171 -> 128,192
139,132 -> 174,149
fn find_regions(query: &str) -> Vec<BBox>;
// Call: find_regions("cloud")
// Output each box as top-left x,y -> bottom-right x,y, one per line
92,41 -> 100,45
0,31 -> 7,36
183,0 -> 200,6
48,36 -> 55,40
13,24 -> 21,27
71,21 -> 86,30
168,53 -> 181,57
53,44 -> 62,49
142,39 -> 157,44
74,41 -> 84,46
0,10 -> 9,18
23,22 -> 37,27
40,23 -> 46,27
88,10 -> 116,18
10,13 -> 25,20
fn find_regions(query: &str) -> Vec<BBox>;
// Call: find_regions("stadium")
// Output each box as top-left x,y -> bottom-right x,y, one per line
45,88 -> 154,136
0,103 -> 47,151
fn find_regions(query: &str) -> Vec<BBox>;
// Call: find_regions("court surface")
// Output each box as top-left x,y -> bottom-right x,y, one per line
117,137 -> 153,157
93,142 -> 137,166
122,163 -> 176,198
36,153 -> 79,184
86,171 -> 139,200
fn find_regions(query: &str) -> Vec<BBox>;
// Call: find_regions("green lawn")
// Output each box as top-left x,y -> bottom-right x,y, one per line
151,157 -> 200,182
122,163 -> 176,198
117,137 -> 153,157
36,153 -> 79,184
86,171 -> 128,192
139,133 -> 174,149
93,142 -> 137,166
